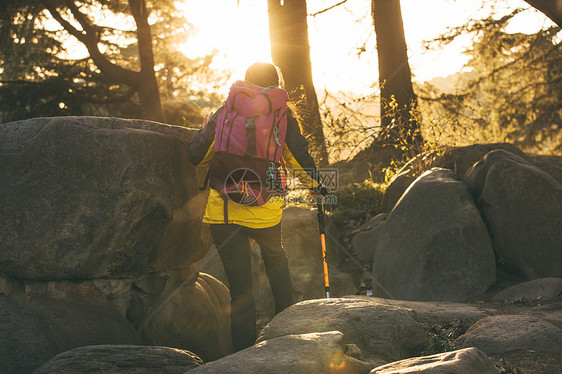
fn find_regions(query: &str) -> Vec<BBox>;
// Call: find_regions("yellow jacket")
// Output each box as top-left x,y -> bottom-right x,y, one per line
189,109 -> 320,228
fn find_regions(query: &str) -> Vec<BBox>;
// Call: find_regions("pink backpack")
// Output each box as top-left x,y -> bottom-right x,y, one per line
209,80 -> 289,208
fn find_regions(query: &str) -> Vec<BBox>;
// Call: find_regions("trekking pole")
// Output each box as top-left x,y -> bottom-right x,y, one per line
316,187 -> 330,298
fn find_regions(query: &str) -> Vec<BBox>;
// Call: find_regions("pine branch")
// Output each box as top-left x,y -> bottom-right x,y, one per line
466,38 -> 561,90
42,0 -> 139,86
0,80 -> 65,86
510,75 -> 562,99
424,8 -> 526,49
79,86 -> 137,104
43,1 -> 88,44
417,92 -> 469,102
64,0 -> 97,35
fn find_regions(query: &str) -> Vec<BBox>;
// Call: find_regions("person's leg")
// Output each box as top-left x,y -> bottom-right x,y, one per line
248,223 -> 293,314
209,223 -> 256,352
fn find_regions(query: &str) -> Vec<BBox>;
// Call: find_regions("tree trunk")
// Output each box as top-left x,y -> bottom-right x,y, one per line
129,0 -> 166,122
45,0 -> 165,122
267,0 -> 329,166
372,0 -> 422,150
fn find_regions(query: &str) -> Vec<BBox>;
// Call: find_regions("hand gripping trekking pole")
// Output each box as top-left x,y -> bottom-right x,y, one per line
316,187 -> 330,298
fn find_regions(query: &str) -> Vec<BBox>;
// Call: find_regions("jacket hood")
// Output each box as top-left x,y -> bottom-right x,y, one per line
228,80 -> 288,117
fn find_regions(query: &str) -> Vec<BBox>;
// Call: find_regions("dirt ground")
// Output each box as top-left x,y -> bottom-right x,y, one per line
442,296 -> 562,374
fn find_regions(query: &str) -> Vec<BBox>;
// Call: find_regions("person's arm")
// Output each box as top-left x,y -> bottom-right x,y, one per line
282,111 -> 322,190
188,108 -> 222,167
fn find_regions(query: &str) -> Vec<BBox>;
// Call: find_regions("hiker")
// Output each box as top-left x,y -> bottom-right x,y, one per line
188,62 -> 323,352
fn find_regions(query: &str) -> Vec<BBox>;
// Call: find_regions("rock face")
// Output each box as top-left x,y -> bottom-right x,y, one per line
368,297 -> 488,326
369,347 -> 497,374
3,118 -> 560,374
491,277 -> 562,303
464,150 -> 562,279
0,116 -> 233,372
189,331 -> 373,374
432,143 -> 527,178
456,314 -> 562,354
381,171 -> 416,213
33,345 -> 203,374
527,154 -> 562,183
281,206 -> 344,267
380,143 -> 528,213
0,295 -> 143,374
281,207 -> 357,300
140,273 -> 232,361
0,116 -> 208,280
0,270 -> 231,373
0,273 -> 12,296
257,298 -> 430,363
372,168 -> 496,301
351,213 -> 387,264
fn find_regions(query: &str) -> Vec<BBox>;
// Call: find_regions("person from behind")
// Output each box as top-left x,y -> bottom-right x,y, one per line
188,62 -> 323,352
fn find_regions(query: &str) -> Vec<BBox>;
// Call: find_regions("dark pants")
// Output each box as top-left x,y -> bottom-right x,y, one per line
210,223 -> 293,352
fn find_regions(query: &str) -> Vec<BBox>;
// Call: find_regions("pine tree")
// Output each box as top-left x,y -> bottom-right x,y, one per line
0,0 -> 213,124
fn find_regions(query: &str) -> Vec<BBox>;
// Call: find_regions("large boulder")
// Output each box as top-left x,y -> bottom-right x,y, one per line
380,143 -> 528,212
464,150 -> 562,279
372,168 -> 496,301
491,277 -> 562,303
10,273 -> 134,316
432,143 -> 527,177
0,116 -> 208,280
0,273 -> 13,296
0,295 -> 143,374
33,345 -> 203,374
351,213 -> 387,264
380,171 -> 416,213
456,314 -> 562,354
189,331 -> 373,374
140,272 -> 232,362
366,297 -> 488,326
527,154 -> 562,184
257,298 -> 430,363
1,268 -> 231,372
369,347 -> 497,374
281,207 -> 357,300
281,206 -> 344,266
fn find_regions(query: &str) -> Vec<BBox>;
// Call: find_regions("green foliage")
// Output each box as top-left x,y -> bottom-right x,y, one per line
419,8 -> 562,154
325,180 -> 385,234
0,1 -> 72,121
379,95 -> 432,165
0,0 -> 222,124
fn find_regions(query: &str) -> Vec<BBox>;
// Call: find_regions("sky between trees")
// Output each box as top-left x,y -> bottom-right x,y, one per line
179,0 -> 554,95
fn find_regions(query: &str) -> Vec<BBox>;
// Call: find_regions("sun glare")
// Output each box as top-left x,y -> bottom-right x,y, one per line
177,0 -> 271,87
38,0 -> 554,97
176,0 -> 553,96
